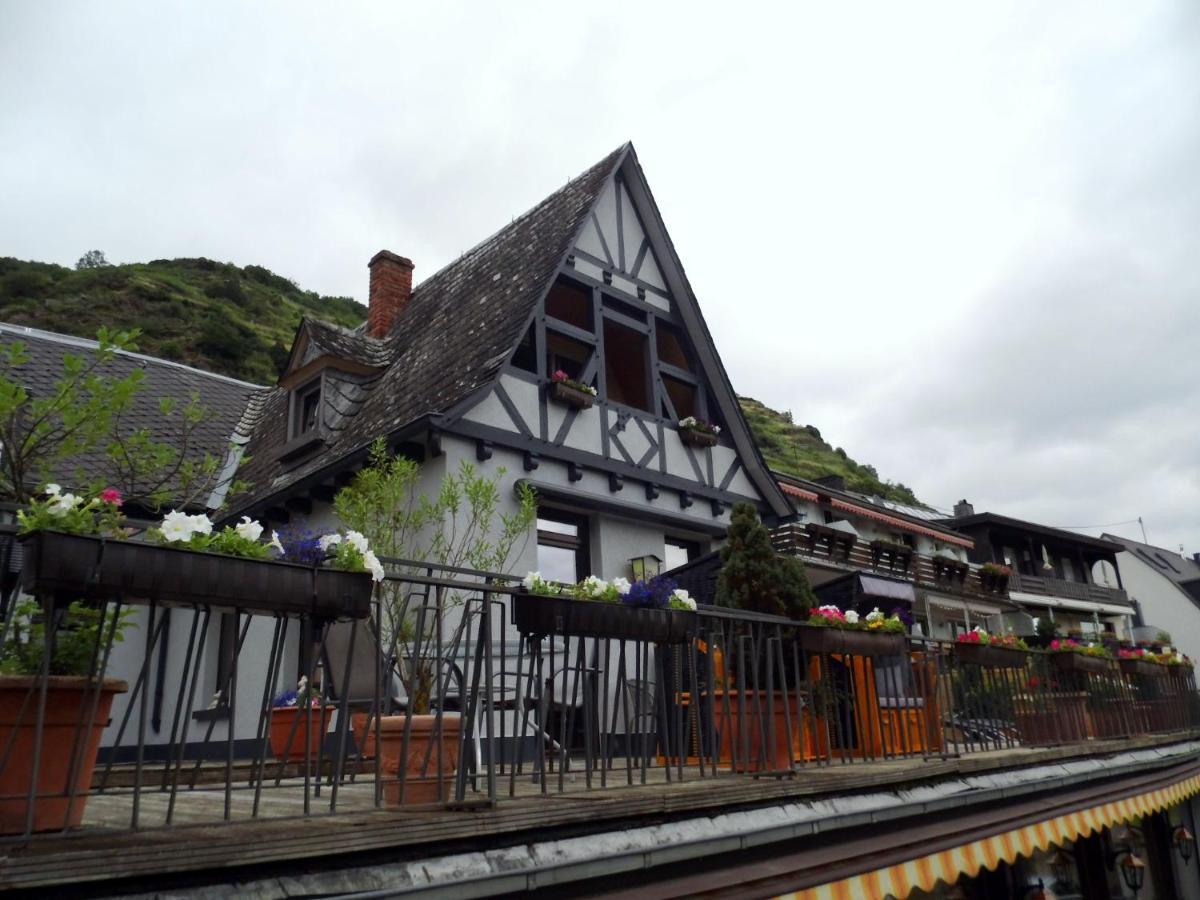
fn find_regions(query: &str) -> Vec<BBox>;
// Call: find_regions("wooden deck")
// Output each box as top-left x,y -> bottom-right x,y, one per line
1,733 -> 1197,894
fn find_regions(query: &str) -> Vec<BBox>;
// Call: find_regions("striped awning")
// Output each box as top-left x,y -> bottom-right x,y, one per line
780,773 -> 1200,900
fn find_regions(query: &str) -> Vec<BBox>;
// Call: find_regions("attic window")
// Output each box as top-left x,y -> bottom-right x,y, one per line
603,319 -> 650,412
546,277 -> 593,331
291,378 -> 322,439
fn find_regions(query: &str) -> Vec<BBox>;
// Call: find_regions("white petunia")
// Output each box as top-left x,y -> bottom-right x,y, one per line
160,509 -> 194,543
844,610 -> 860,625
865,607 -> 884,623
363,549 -> 385,583
269,531 -> 285,554
43,483 -> 61,497
48,492 -> 80,517
611,577 -> 631,596
318,534 -> 342,551
671,588 -> 696,611
235,516 -> 263,542
344,530 -> 370,553
522,571 -> 541,590
188,514 -> 212,536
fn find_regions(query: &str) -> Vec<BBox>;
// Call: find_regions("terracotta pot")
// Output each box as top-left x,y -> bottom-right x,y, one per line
267,705 -> 332,762
377,714 -> 462,805
954,643 -> 1030,669
0,675 -> 126,834
351,711 -> 377,760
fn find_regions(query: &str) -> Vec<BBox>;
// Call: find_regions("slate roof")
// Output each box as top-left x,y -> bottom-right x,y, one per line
288,318 -> 392,372
1102,533 -> 1200,594
0,324 -> 264,504
234,145 -> 626,512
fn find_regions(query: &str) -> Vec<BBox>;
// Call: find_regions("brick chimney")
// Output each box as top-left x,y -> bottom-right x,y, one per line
953,499 -> 975,517
367,250 -> 414,338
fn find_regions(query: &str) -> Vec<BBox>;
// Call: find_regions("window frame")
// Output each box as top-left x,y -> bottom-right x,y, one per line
288,374 -> 324,441
536,509 -> 591,584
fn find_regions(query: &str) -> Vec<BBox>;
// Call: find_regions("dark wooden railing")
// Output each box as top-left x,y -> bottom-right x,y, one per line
1008,571 -> 1129,606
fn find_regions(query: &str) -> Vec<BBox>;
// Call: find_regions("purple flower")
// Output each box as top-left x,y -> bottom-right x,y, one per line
271,523 -> 330,565
890,606 -> 915,628
622,575 -> 678,609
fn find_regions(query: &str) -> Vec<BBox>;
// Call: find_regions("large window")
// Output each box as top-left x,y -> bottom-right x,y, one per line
536,511 -> 589,584
603,318 -> 651,411
546,277 -> 593,331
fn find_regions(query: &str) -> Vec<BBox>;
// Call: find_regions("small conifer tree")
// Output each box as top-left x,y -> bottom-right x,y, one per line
715,502 -> 814,618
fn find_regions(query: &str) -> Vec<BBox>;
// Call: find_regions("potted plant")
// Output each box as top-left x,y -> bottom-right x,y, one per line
1118,647 -> 1171,679
954,629 -> 1030,668
0,596 -> 131,834
547,370 -> 597,410
267,676 -> 332,762
1049,638 -> 1113,674
977,562 -> 1011,593
677,416 -> 720,448
332,440 -> 536,806
18,486 -> 380,621
514,573 -> 697,644
931,554 -> 968,584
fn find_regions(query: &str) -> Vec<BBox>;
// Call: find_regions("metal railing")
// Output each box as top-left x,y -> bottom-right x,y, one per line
0,550 -> 1195,844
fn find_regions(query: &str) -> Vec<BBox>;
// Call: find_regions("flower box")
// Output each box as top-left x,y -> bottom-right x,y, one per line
512,592 -> 695,644
549,381 -> 595,411
978,570 -> 1010,593
795,625 -> 907,656
955,642 -> 1029,669
20,531 -> 372,621
678,427 -> 718,448
1119,658 -> 1169,679
1051,652 -> 1110,674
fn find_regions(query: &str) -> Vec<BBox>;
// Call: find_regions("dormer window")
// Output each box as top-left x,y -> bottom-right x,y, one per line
285,376 -> 324,447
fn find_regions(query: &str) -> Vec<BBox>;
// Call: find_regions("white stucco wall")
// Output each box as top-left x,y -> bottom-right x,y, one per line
1113,550 -> 1200,661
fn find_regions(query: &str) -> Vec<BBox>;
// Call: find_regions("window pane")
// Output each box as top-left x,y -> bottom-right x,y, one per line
546,331 -> 592,382
603,319 -> 650,411
537,543 -> 580,584
511,323 -> 537,373
664,539 -> 696,571
663,376 -> 697,420
656,324 -> 691,370
546,278 -> 592,331
537,517 -> 578,538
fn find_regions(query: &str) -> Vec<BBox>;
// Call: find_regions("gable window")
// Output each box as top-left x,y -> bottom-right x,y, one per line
603,318 -> 651,411
546,277 -> 593,331
546,331 -> 592,382
512,323 -> 538,373
655,323 -> 692,371
537,510 -> 589,584
663,375 -> 698,420
290,378 -> 322,439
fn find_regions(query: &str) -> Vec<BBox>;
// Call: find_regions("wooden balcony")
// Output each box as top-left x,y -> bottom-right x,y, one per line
1008,570 -> 1130,606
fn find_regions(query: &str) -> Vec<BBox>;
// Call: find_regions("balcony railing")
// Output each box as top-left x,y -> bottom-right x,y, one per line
1007,570 -> 1130,606
0,546 -> 1193,846
772,523 -> 1008,599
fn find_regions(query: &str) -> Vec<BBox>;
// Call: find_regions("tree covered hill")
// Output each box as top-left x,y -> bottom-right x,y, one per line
0,255 -> 365,383
0,254 -> 923,505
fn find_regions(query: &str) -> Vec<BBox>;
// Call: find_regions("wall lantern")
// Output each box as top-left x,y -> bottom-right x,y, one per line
629,554 -> 662,581
1108,849 -> 1146,895
1174,824 -> 1195,864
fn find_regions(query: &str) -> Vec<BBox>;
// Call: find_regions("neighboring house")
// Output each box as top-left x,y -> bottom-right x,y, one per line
937,501 -> 1135,640
670,473 -> 1021,639
1100,533 -> 1200,662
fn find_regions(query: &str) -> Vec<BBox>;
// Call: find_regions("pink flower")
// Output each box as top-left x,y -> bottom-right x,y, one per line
552,370 -> 569,383
1050,639 -> 1061,650
100,488 -> 123,506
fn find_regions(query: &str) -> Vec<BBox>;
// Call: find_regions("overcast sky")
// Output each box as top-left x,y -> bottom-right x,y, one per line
3,2 -> 1199,553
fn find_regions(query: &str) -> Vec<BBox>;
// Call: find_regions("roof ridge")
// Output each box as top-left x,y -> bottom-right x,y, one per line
0,322 -> 268,389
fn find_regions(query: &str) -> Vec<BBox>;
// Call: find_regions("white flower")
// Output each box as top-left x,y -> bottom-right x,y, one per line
43,483 -> 61,497
611,577 -> 631,596
188,514 -> 212,536
580,575 -> 608,598
48,492 -> 80,517
345,530 -> 370,553
522,571 -> 541,590
865,607 -> 884,623
318,534 -> 342,551
269,531 -> 284,554
671,588 -> 696,611
235,516 -> 263,542
712,425 -> 722,434
160,510 -> 195,543
818,604 -> 841,615
844,610 -> 860,625
363,549 -> 385,583
679,416 -> 697,429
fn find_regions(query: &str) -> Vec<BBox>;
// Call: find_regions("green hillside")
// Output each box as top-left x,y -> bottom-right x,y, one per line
0,255 -> 365,384
0,254 -> 923,505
